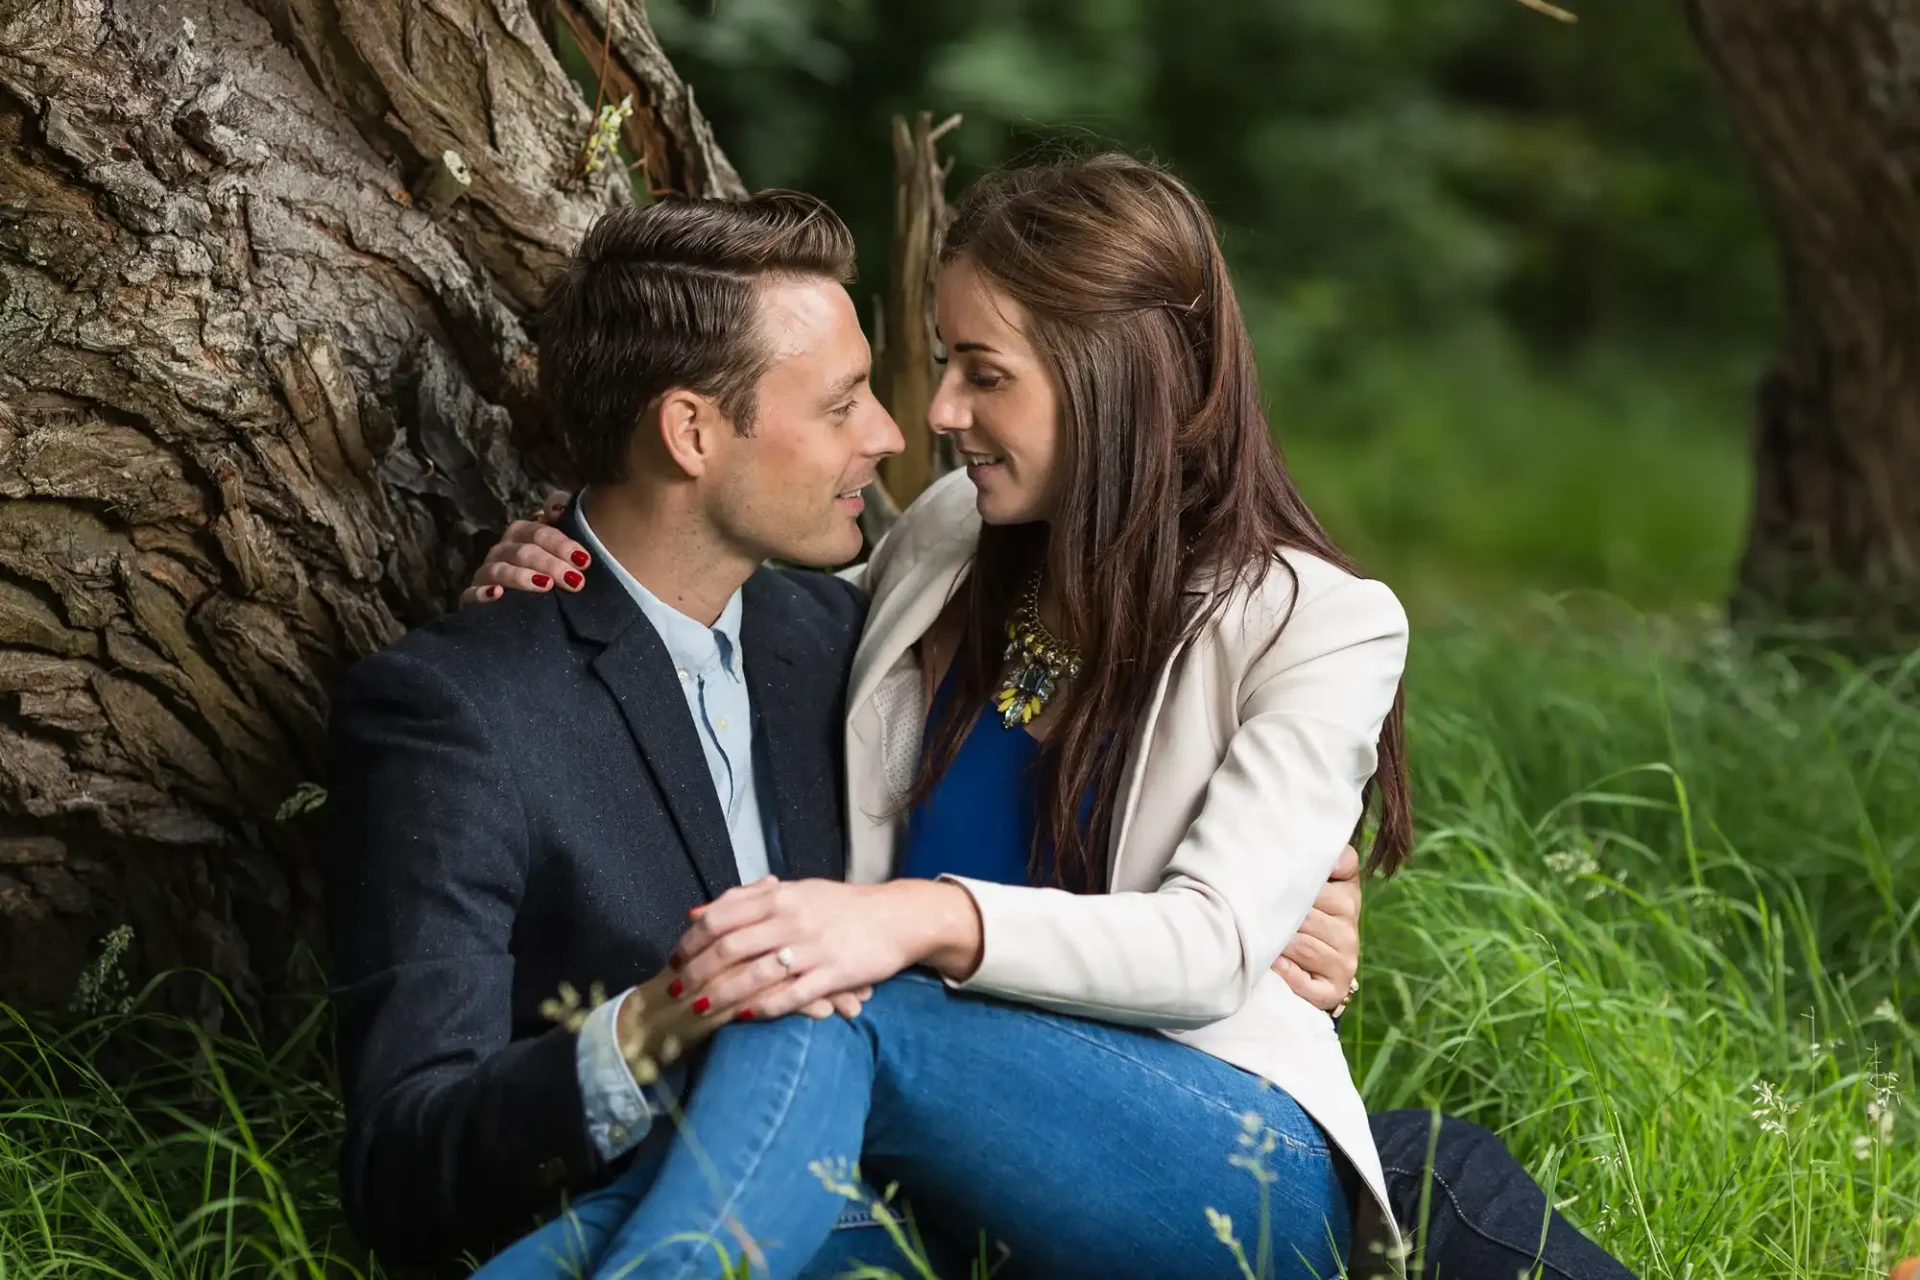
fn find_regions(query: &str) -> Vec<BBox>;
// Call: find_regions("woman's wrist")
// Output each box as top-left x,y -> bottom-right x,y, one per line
879,878 -> 984,980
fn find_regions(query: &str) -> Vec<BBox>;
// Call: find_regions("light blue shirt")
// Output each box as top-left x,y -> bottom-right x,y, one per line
571,499 -> 783,1162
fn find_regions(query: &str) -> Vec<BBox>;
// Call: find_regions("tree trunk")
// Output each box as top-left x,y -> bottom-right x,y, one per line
0,0 -> 730,1017
875,111 -> 959,511
1684,0 -> 1920,639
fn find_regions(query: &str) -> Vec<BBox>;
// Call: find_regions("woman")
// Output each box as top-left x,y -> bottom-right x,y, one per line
472,153 -> 1409,1279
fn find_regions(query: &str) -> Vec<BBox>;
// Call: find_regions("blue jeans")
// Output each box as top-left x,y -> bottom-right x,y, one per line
478,972 -> 1351,1279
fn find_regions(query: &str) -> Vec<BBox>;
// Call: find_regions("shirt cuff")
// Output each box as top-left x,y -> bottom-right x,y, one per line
576,987 -> 654,1162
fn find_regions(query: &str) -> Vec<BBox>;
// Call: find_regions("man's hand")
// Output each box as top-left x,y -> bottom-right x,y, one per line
612,961 -> 871,1076
1274,844 -> 1362,1014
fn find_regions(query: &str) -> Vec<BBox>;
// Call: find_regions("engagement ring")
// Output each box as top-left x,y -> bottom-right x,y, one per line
775,946 -> 796,970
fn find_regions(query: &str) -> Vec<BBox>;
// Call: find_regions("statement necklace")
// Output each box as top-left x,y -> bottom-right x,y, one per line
995,570 -> 1082,729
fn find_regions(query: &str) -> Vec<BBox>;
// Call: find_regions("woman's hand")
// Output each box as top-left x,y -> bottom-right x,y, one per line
665,876 -> 981,1021
1273,844 -> 1361,1014
459,491 -> 592,606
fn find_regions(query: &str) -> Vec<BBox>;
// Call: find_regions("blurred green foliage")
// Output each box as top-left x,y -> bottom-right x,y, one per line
632,0 -> 1781,611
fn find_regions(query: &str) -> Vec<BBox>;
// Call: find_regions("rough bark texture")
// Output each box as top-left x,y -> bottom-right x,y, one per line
1685,0 -> 1920,639
0,0 -> 724,1016
874,111 -> 958,510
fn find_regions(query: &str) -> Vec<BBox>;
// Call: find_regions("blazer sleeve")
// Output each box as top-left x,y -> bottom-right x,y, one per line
326,647 -> 597,1264
943,572 -> 1408,1028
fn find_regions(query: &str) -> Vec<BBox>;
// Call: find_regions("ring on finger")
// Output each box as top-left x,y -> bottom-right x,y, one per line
775,946 -> 796,970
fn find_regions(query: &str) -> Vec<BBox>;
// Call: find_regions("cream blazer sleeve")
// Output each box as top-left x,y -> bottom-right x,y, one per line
942,567 -> 1408,1028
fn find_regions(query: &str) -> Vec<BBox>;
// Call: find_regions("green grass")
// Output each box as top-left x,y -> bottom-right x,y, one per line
4,609 -> 1916,1278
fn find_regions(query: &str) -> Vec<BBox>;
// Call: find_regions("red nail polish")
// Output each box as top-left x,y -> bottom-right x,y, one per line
735,1009 -> 754,1022
564,570 -> 583,589
668,952 -> 685,971
667,980 -> 684,999
571,550 -> 590,568
489,586 -> 503,599
531,573 -> 551,589
692,996 -> 711,1015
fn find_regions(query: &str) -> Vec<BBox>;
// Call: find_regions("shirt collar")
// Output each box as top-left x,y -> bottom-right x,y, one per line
575,492 -> 745,678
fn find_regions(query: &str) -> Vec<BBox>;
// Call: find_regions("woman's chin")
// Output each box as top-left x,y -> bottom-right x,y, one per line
973,494 -> 1038,526
968,476 -> 1044,526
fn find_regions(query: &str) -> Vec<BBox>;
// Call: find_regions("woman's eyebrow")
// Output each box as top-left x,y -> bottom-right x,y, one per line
932,328 -> 999,356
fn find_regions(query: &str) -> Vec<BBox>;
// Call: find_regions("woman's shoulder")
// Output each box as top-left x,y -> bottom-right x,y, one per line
1207,547 -> 1409,663
863,469 -> 980,594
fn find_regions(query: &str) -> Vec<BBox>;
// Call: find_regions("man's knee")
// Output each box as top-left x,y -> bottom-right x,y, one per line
1370,1109 -> 1504,1180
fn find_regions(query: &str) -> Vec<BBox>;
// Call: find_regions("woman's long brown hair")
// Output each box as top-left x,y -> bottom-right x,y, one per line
914,153 -> 1412,889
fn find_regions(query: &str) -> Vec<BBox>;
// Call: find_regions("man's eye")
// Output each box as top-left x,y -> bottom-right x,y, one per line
831,401 -> 857,419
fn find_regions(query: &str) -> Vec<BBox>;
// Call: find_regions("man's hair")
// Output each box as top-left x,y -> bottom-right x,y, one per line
534,191 -> 857,485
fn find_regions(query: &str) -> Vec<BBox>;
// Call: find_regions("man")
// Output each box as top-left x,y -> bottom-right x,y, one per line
330,189 -> 1634,1277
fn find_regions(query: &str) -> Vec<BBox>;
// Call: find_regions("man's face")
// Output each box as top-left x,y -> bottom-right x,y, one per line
706,278 -> 903,567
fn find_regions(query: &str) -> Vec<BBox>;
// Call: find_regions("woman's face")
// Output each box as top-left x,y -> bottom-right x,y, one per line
928,255 -> 1063,525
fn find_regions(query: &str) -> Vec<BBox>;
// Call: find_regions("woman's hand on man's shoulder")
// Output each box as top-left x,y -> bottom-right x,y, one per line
461,492 -> 591,606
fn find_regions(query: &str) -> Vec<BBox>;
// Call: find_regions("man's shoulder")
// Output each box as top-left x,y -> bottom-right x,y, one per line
335,591 -> 571,711
750,564 -> 868,640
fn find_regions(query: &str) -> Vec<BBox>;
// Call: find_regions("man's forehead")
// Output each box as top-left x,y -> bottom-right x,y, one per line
757,276 -> 859,360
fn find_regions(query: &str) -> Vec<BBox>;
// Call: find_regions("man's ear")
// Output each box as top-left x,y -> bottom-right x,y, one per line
653,388 -> 729,478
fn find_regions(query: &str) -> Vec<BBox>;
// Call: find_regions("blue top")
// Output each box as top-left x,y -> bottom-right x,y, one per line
899,670 -> 1088,889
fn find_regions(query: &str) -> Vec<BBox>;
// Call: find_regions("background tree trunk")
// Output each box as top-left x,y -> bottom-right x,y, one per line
0,0 -> 729,1017
1684,0 -> 1920,640
874,110 -> 958,511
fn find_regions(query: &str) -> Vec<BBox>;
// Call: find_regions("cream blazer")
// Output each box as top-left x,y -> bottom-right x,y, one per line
841,470 -> 1409,1249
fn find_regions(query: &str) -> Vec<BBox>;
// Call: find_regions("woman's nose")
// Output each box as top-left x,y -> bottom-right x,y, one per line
927,376 -> 966,435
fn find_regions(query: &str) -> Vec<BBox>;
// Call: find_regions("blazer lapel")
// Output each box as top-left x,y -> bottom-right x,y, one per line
741,571 -> 844,883
1106,637 -> 1187,882
1108,578 -> 1232,878
847,529 -> 976,721
555,502 -> 741,900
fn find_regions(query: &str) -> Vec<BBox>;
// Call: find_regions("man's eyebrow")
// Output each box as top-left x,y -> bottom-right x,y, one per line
825,367 -> 869,399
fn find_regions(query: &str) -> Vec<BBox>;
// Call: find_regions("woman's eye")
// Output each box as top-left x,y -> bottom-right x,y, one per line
968,373 -> 1002,390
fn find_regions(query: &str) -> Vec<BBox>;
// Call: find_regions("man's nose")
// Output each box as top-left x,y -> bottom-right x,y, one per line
869,403 -> 905,459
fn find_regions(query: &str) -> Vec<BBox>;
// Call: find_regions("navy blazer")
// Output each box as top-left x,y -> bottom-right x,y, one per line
325,511 -> 865,1265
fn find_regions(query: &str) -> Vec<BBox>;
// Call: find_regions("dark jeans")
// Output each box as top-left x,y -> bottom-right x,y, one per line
1364,1110 -> 1638,1279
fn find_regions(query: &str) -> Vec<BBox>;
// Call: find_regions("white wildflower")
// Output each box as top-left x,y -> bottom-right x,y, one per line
1544,849 -> 1598,880
1866,1070 -> 1900,1142
1750,1080 -> 1801,1137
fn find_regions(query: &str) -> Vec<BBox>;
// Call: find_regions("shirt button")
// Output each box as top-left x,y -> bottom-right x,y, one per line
608,1123 -> 628,1146
715,717 -> 729,731
676,669 -> 689,685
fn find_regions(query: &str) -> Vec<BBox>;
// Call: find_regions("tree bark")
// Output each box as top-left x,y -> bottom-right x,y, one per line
1684,0 -> 1920,639
875,111 -> 959,511
0,0 -> 726,1016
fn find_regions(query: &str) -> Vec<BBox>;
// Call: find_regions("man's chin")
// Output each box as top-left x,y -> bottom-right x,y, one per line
769,524 -> 864,570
